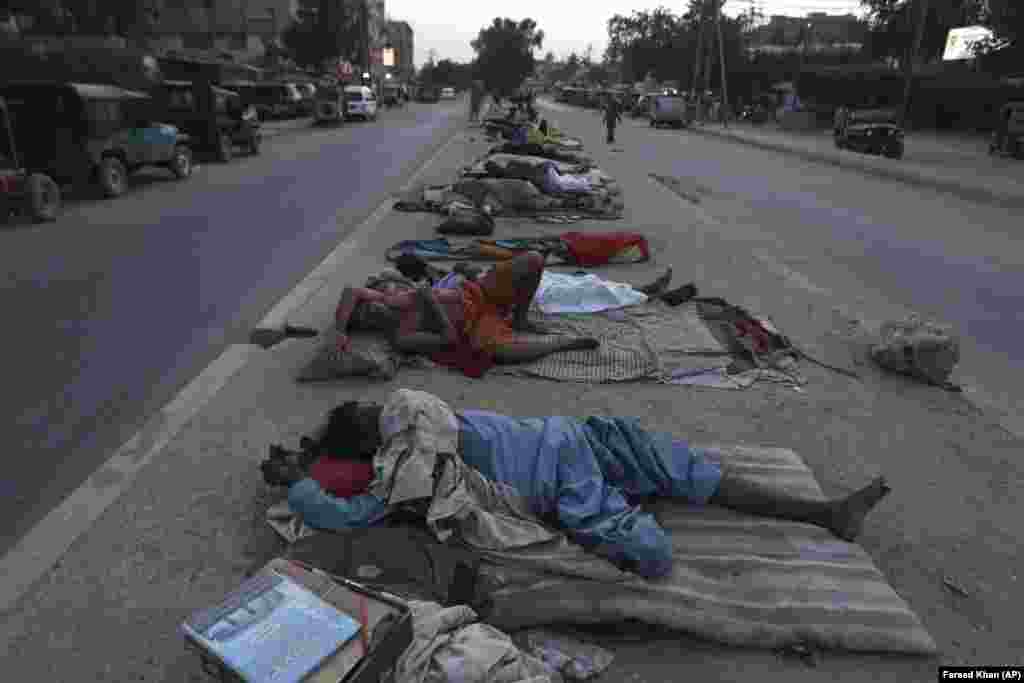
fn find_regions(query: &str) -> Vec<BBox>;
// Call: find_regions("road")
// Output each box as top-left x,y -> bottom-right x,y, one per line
547,101 -> 1023,432
0,101 -> 465,554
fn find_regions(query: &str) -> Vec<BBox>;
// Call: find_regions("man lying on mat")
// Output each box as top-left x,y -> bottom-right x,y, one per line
334,251 -> 598,364
262,392 -> 891,580
336,251 -> 699,365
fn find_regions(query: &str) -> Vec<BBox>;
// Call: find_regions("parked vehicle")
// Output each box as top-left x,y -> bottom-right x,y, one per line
989,101 -> 1024,159
381,84 -> 403,108
0,81 -> 193,200
314,81 -> 346,125
417,87 -> 440,103
631,95 -> 651,118
294,83 -> 316,116
834,106 -> 904,159
152,80 -> 260,162
224,81 -> 302,120
0,95 -> 61,222
344,85 -> 378,121
440,87 -> 456,100
649,94 -> 688,128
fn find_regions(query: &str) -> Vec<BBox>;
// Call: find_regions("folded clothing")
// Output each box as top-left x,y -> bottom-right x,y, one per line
309,456 -> 375,498
561,231 -> 650,266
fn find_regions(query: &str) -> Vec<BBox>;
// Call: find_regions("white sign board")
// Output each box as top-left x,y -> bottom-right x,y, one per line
943,26 -> 993,61
382,48 -> 395,67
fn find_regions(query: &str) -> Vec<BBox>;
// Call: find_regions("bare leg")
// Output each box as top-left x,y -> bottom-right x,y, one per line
709,473 -> 891,542
494,337 -> 599,364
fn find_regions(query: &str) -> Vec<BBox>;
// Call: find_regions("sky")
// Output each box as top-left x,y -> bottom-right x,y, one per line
384,0 -> 868,67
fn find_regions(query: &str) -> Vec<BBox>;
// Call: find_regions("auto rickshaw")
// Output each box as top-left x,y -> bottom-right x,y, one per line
834,105 -> 904,159
0,95 -> 61,222
989,101 -> 1024,159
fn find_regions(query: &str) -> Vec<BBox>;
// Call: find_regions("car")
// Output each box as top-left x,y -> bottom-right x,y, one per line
224,81 -> 303,120
0,95 -> 61,222
313,80 -> 346,125
381,83 -> 403,108
0,81 -> 193,200
152,80 -> 261,162
834,106 -> 904,159
440,87 -> 456,100
344,85 -> 378,121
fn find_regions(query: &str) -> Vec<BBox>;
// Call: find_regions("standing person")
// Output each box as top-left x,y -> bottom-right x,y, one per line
603,93 -> 622,144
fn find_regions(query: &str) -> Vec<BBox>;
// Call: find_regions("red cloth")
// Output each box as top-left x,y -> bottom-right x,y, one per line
430,326 -> 495,379
734,318 -> 773,355
309,456 -> 374,498
560,231 -> 650,267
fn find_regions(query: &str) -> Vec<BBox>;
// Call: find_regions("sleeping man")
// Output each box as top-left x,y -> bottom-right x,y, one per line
335,251 -> 599,365
262,390 -> 891,580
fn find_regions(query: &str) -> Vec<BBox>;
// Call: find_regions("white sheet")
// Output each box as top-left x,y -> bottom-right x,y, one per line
534,272 -> 648,314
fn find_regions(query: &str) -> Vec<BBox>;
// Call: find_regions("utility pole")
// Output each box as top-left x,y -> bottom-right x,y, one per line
900,0 -> 930,129
691,0 -> 705,101
715,0 -> 730,126
362,0 -> 371,78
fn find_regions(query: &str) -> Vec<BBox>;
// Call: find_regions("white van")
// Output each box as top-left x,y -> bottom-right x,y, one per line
344,85 -> 378,121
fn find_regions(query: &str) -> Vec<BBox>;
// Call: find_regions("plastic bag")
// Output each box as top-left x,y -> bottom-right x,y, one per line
524,629 -> 614,681
870,316 -> 960,388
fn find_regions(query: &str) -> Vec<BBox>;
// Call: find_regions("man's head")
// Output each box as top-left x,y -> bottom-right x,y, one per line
320,401 -> 383,461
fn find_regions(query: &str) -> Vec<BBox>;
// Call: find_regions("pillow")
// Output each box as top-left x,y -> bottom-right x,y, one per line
296,327 -> 401,382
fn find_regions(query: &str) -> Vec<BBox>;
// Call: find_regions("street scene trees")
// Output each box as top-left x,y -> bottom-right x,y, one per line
470,17 -> 544,99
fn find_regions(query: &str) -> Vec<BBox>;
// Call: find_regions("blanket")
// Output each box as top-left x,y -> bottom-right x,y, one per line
497,301 -> 730,383
268,444 -> 936,654
477,443 -> 937,655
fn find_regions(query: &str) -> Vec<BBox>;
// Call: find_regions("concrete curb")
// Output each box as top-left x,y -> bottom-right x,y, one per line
689,125 -> 1024,209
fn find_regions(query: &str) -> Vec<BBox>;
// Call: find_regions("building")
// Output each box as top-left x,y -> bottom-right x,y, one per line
152,0 -> 300,56
750,12 -> 866,52
385,19 -> 413,79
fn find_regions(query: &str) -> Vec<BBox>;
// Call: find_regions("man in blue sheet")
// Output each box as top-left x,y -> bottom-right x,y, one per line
263,396 -> 891,580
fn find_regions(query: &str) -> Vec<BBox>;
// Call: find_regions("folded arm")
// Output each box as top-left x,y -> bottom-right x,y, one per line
287,478 -> 390,530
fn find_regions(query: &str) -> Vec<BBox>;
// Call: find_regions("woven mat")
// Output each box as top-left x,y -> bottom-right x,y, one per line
496,301 -> 730,383
480,443 -> 938,655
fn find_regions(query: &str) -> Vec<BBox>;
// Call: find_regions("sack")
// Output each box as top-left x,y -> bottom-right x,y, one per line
870,317 -> 960,388
437,210 -> 495,236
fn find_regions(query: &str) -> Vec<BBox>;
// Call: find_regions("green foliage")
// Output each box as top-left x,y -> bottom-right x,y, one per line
604,3 -> 742,86
470,17 -> 544,98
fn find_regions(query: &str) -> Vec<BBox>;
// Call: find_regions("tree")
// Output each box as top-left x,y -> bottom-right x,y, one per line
282,16 -> 327,68
282,0 -> 360,68
860,0 -> 987,62
470,17 -> 544,97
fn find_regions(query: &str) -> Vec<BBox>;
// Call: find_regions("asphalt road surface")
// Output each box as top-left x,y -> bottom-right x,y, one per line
567,105 -> 1023,434
0,101 -> 465,553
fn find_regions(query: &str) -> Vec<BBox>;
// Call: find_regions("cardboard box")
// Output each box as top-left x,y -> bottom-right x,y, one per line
185,558 -> 413,683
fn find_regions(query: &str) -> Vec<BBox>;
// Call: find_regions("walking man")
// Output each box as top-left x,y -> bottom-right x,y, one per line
603,94 -> 622,144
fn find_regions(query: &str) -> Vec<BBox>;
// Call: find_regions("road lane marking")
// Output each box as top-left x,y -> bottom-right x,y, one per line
0,124 -> 467,613
0,344 -> 257,612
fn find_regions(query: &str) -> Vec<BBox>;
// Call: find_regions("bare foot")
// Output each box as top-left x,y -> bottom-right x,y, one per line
515,320 -> 551,335
660,282 -> 699,307
638,267 -> 673,296
829,477 -> 892,542
566,337 -> 600,351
